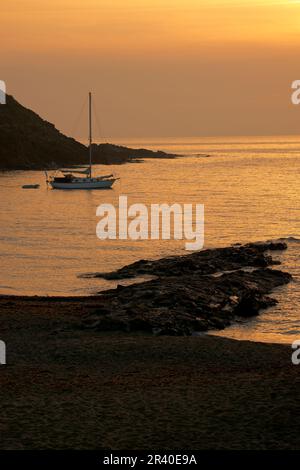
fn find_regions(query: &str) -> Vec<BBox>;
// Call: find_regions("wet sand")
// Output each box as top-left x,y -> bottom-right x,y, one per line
0,295 -> 299,450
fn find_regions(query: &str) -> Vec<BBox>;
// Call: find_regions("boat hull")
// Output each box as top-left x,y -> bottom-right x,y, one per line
50,179 -> 116,190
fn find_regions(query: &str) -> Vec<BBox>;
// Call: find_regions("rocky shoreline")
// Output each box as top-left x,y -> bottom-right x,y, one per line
0,241 -> 298,450
81,241 -> 292,335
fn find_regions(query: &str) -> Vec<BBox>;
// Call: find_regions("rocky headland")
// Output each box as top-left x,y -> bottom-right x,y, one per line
0,95 -> 179,170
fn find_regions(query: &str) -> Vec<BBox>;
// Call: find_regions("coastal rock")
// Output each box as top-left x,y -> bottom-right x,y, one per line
90,241 -> 287,281
81,242 -> 291,336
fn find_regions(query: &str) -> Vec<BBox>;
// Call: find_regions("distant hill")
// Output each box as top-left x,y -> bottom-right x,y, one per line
0,95 -> 86,170
0,95 -> 178,170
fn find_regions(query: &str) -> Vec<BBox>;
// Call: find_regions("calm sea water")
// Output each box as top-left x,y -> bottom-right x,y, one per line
0,135 -> 299,343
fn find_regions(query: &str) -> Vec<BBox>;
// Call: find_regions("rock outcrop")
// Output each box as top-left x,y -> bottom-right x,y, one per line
81,241 -> 291,335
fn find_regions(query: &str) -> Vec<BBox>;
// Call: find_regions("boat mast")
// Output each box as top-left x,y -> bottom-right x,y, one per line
88,91 -> 92,178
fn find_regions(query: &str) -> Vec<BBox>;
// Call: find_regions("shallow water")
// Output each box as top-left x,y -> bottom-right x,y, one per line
209,238 -> 300,344
0,135 -> 299,343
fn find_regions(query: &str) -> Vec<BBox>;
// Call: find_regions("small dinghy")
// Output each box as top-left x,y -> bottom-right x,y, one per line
22,184 -> 40,189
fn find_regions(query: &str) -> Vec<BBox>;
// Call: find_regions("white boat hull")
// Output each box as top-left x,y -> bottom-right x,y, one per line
50,178 -> 116,190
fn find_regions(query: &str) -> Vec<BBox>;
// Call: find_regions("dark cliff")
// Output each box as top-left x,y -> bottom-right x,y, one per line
0,95 -> 86,170
0,95 -> 178,170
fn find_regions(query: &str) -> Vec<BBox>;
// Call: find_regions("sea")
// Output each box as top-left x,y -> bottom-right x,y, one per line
0,135 -> 299,344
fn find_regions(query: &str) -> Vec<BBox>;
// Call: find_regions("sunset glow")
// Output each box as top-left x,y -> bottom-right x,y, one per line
2,0 -> 300,56
2,0 -> 300,137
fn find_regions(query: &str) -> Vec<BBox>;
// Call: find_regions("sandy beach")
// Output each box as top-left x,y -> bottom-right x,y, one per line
0,294 -> 299,450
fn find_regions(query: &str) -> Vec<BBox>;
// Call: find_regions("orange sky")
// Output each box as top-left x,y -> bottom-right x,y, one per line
2,0 -> 300,138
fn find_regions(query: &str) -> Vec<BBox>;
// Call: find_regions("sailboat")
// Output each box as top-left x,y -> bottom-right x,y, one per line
49,93 -> 117,190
